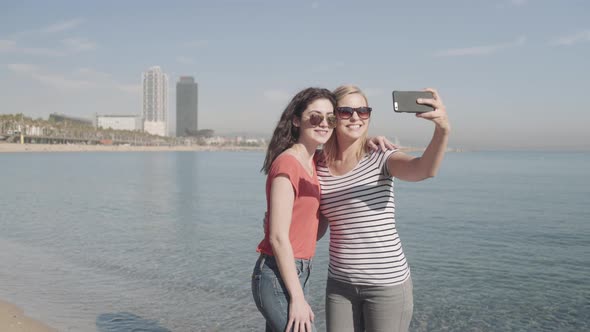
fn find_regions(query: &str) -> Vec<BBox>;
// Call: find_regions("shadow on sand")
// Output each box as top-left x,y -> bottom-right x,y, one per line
96,312 -> 171,332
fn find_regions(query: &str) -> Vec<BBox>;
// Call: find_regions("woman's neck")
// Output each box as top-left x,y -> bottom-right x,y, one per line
291,142 -> 316,160
289,142 -> 317,176
336,136 -> 364,163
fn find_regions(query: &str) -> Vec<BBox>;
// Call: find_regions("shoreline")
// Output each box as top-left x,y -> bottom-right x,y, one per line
0,143 -> 435,154
0,142 -> 265,153
0,299 -> 57,332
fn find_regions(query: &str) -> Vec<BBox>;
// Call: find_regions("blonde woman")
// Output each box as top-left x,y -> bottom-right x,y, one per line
316,85 -> 450,332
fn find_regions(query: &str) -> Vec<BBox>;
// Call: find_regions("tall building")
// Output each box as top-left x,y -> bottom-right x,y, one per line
142,66 -> 168,136
176,76 -> 198,137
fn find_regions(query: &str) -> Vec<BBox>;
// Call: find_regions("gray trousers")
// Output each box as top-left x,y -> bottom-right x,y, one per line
325,276 -> 413,332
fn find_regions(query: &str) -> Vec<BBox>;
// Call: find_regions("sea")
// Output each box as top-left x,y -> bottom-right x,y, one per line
0,150 -> 588,332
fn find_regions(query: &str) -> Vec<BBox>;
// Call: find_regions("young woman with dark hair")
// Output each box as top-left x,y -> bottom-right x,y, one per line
252,87 -> 338,332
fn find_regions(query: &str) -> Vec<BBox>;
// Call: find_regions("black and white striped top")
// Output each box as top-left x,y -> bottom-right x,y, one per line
317,149 -> 410,286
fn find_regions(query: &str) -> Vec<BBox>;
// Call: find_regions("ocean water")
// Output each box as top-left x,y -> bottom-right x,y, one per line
0,151 -> 588,332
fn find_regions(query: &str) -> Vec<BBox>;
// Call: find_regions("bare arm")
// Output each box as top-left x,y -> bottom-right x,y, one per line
268,175 -> 314,331
388,88 -> 451,182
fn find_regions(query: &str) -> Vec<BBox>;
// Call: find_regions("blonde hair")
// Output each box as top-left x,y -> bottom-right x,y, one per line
323,85 -> 370,166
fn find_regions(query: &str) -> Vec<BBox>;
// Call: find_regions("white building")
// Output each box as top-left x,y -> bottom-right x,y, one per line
97,115 -> 142,131
142,66 -> 168,136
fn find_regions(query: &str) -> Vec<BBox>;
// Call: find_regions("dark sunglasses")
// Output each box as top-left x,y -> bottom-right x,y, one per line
307,112 -> 337,129
335,106 -> 372,120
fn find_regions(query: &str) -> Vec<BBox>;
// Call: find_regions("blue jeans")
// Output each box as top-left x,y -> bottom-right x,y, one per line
251,254 -> 316,332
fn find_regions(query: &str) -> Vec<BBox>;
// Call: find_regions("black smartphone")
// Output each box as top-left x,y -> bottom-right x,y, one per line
392,91 -> 434,113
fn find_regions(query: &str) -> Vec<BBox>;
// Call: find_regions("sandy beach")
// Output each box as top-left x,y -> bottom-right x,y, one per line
0,300 -> 57,332
0,142 -> 265,153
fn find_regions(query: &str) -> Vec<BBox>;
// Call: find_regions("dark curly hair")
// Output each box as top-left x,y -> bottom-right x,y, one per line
261,87 -> 336,174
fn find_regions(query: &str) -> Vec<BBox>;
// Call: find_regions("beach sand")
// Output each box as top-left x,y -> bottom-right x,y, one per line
0,142 -> 264,153
0,300 -> 57,332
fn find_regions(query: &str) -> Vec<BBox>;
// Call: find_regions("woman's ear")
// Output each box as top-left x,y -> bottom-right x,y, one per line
292,117 -> 301,128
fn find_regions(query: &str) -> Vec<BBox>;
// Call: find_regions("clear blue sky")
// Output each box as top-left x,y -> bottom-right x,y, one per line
1,0 -> 588,149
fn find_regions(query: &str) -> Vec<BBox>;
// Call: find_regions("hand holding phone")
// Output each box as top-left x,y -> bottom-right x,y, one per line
392,91 -> 434,113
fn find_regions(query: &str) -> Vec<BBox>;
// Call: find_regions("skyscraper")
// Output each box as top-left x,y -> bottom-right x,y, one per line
176,76 -> 198,137
142,66 -> 168,136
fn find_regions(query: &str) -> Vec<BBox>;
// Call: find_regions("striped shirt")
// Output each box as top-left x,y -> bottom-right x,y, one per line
317,149 -> 410,286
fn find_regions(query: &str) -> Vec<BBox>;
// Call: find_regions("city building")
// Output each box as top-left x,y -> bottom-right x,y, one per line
176,76 -> 198,137
142,66 -> 168,136
96,115 -> 142,131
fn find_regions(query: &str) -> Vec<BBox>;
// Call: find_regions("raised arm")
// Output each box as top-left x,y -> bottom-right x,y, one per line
268,175 -> 314,332
387,88 -> 451,182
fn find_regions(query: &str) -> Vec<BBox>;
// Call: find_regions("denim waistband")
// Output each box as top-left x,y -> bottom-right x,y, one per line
259,253 -> 312,271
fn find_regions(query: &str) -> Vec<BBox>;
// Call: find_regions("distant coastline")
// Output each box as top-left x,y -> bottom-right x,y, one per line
0,143 -> 265,153
0,143 -> 464,154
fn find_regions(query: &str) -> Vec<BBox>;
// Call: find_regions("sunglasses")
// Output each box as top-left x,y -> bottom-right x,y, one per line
335,107 -> 372,120
307,112 -> 337,129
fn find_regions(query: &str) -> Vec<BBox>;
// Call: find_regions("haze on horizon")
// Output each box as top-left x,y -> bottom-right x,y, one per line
0,0 -> 588,150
